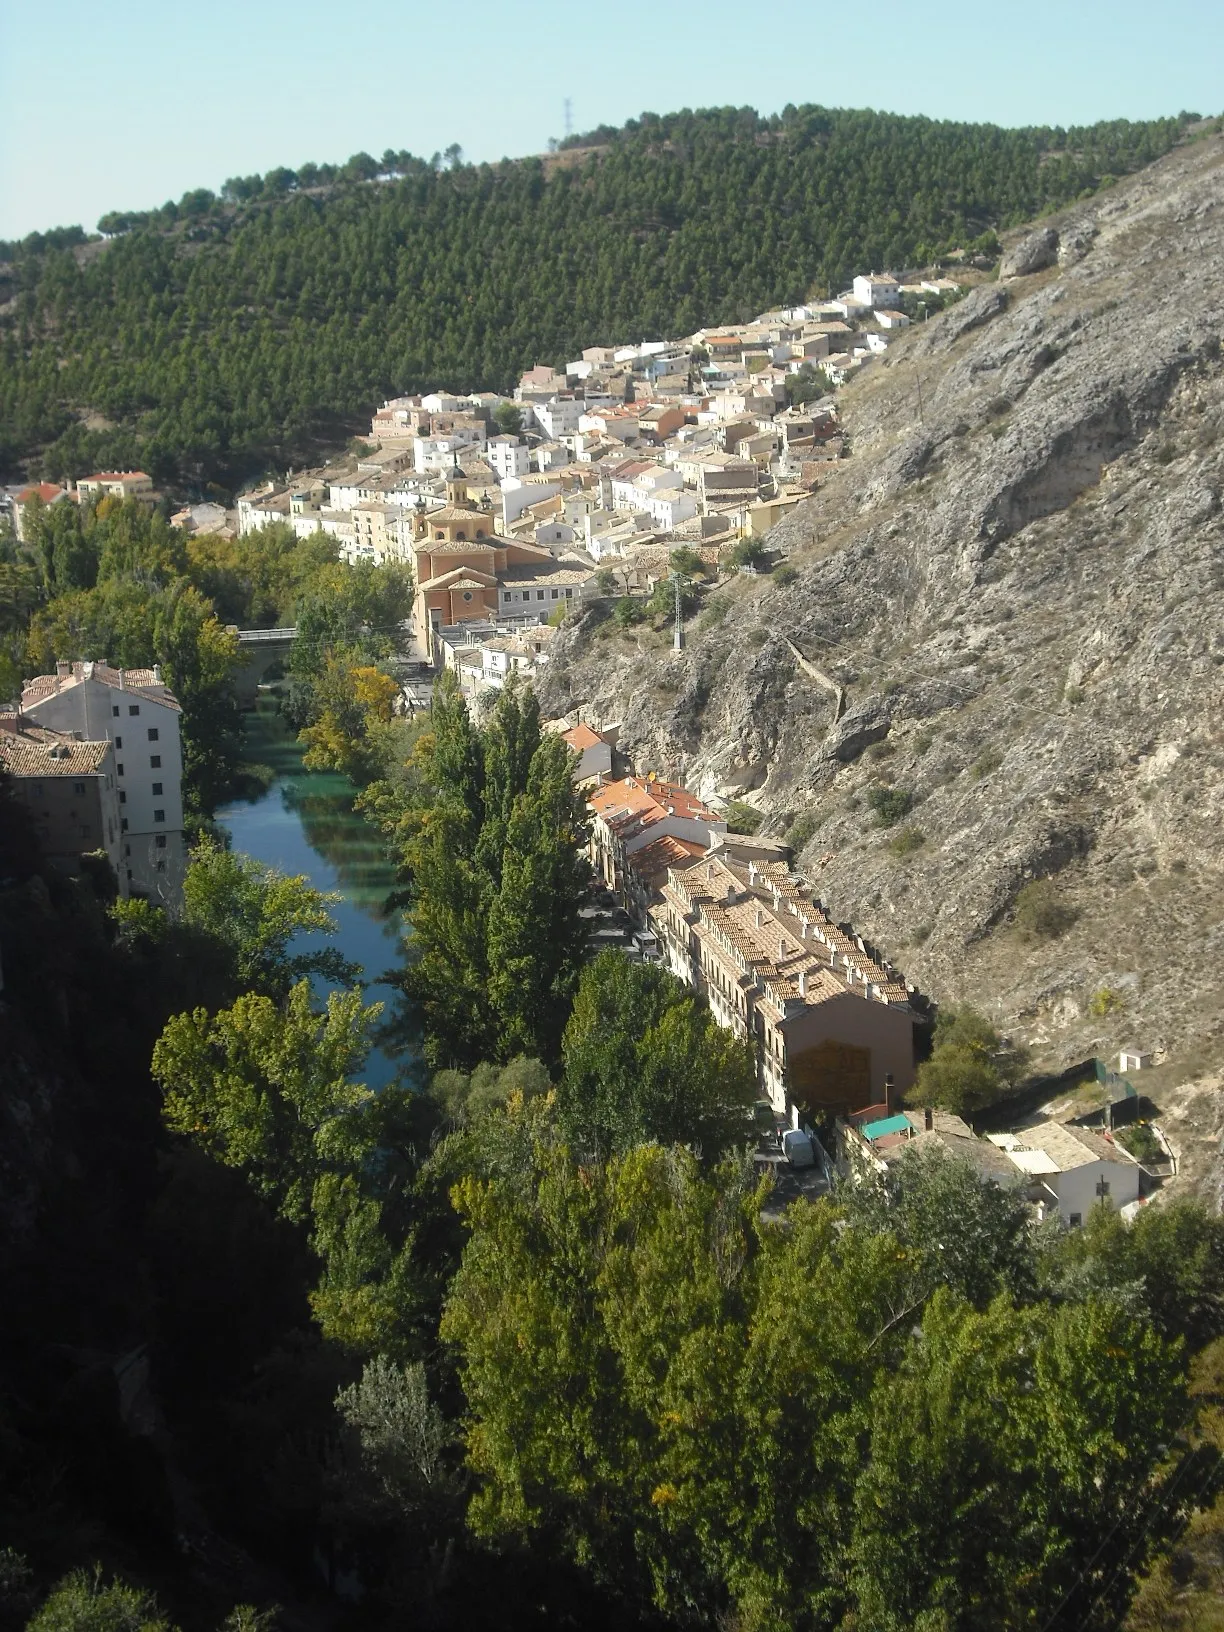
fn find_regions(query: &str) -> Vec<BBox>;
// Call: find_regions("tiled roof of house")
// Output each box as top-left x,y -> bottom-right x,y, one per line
589,775 -> 721,840
563,722 -> 604,751
0,717 -> 110,776
627,833 -> 705,881
660,851 -> 911,1017
17,483 -> 69,505
21,662 -> 182,712
1008,1121 -> 1120,1172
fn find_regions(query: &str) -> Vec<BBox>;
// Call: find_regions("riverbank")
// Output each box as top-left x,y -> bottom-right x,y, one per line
215,697 -> 417,1088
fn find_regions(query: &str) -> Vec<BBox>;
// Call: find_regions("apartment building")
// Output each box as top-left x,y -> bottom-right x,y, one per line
20,661 -> 187,909
652,849 -> 916,1117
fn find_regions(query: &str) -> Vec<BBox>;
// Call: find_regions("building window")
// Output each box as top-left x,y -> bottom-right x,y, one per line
129,704 -> 140,715
154,809 -> 165,823
155,835 -> 167,849
124,844 -> 131,857
112,705 -> 120,717
117,764 -> 124,776
152,781 -> 163,795
119,791 -> 126,804
1069,1212 -> 1083,1228
73,781 -> 85,795
157,860 -> 166,872
537,590 -> 545,601
148,728 -> 159,742
121,818 -> 128,832
150,754 -> 161,768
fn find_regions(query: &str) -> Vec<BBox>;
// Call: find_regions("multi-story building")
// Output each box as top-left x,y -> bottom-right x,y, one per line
20,661 -> 186,909
76,470 -> 155,503
588,775 -> 726,922
0,715 -> 125,891
487,436 -> 531,482
652,849 -> 916,1117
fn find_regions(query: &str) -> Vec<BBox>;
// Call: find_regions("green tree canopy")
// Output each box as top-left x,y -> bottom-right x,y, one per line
558,949 -> 757,1160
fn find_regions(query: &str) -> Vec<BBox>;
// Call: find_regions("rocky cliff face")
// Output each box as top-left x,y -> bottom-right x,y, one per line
539,132 -> 1224,1075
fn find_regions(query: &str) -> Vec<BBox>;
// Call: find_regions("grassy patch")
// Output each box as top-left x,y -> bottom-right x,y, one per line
887,825 -> 926,857
1014,879 -> 1077,939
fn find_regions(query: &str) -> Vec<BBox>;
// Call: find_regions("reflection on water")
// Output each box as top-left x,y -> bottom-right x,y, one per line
215,698 -> 418,1089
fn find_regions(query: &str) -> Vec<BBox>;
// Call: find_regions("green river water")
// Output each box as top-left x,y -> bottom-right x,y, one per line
214,699 -> 416,1088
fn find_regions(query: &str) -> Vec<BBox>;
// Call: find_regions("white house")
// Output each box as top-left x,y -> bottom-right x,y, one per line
531,397 -> 585,439
648,490 -> 698,529
487,436 -> 531,482
991,1122 -> 1141,1225
852,274 -> 901,310
501,476 -> 563,527
21,661 -> 187,910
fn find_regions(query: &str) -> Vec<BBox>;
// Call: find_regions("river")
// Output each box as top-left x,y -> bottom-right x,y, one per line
214,698 -> 416,1088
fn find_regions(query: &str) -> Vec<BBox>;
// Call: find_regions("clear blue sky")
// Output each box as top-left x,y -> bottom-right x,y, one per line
2,0 -> 1220,241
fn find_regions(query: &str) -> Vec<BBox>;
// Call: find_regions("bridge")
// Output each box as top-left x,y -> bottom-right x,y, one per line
229,626 -> 299,700
230,624 -> 434,705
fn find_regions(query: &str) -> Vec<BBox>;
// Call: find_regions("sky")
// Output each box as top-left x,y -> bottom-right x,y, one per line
2,0 -> 1221,242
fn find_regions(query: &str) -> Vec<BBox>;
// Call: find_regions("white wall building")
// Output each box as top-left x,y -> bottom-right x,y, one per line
531,398 -> 585,439
21,661 -> 187,910
487,436 -> 531,482
852,274 -> 901,310
991,1123 -> 1141,1225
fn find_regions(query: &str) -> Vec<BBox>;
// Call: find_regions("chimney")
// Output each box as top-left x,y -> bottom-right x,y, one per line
56,660 -> 71,677
748,861 -> 758,884
152,663 -> 162,683
755,907 -> 763,928
798,969 -> 807,999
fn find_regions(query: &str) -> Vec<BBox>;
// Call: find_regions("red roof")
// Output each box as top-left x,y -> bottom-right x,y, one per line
81,471 -> 150,483
588,775 -> 721,839
563,723 -> 604,751
17,483 -> 68,504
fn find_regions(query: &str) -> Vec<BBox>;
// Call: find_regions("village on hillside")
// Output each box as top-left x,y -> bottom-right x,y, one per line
7,268 -> 965,699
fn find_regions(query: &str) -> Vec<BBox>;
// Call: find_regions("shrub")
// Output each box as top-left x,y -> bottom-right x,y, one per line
1014,879 -> 1077,939
729,537 -> 769,571
868,740 -> 896,761
912,731 -> 934,755
785,811 -> 819,851
725,800 -> 764,835
866,785 -> 912,827
1063,683 -> 1085,706
912,922 -> 933,944
970,747 -> 1003,779
771,564 -> 798,587
748,627 -> 769,647
888,825 -> 926,857
1117,1122 -> 1164,1166
613,596 -> 643,629
1088,986 -> 1124,1018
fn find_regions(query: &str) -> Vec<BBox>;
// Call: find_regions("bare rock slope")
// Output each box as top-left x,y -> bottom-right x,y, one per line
539,132 -> 1224,1076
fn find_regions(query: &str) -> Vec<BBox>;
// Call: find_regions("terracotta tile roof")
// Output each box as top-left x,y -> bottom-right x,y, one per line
627,834 -> 705,881
0,717 -> 110,776
563,723 -> 603,751
588,775 -> 721,840
666,851 -> 911,1014
17,483 -> 68,504
21,661 -> 182,712
80,470 -> 151,483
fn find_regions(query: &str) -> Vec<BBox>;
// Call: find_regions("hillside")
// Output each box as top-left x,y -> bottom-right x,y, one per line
0,105 -> 1193,491
538,130 -> 1224,1095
